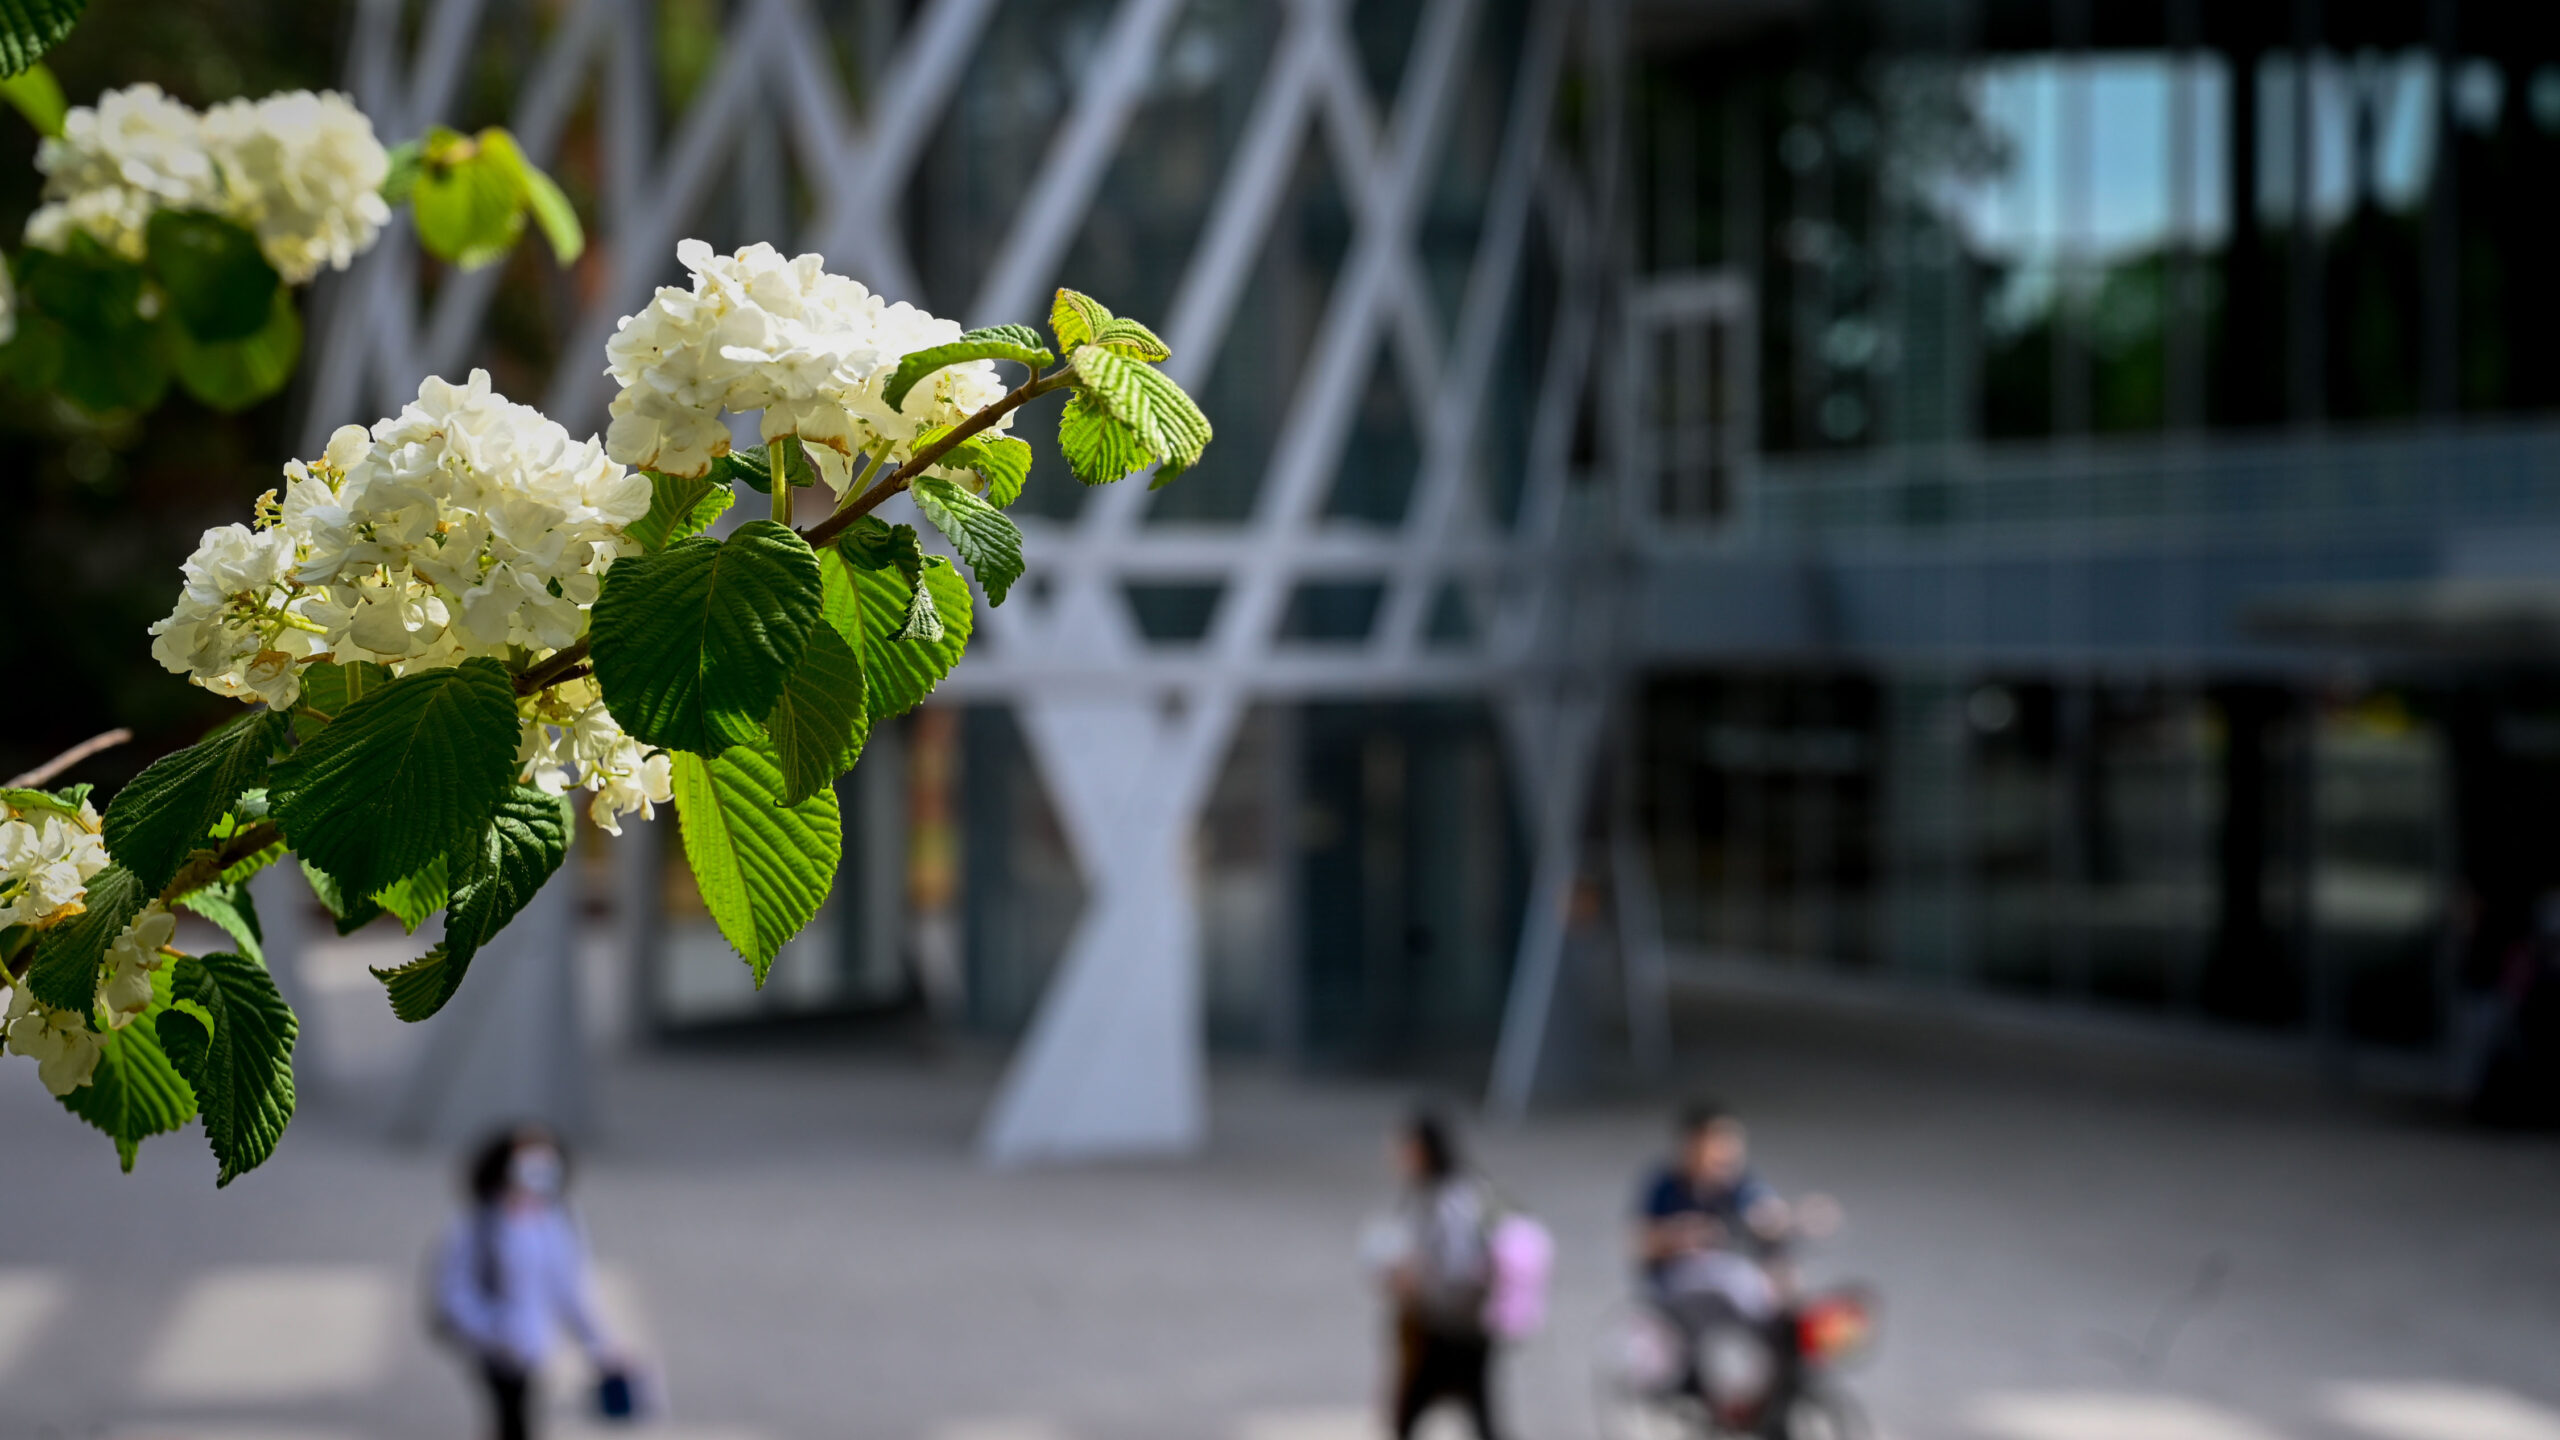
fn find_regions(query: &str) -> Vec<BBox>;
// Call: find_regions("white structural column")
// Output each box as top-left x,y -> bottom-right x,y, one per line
1486,683 -> 1610,1117
980,691 -> 1240,1163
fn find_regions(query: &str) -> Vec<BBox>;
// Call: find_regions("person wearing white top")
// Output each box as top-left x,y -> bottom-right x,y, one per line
435,1125 -> 623,1440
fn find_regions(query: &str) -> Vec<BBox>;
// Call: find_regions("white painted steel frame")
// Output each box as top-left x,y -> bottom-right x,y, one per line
307,0 -> 1630,1158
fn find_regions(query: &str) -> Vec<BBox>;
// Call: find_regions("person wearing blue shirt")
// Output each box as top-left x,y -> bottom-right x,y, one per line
1631,1102 -> 1799,1423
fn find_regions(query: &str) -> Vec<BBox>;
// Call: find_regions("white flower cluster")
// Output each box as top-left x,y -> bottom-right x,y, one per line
27,83 -> 391,284
604,239 -> 1013,491
0,795 -> 110,931
0,901 -> 171,1098
148,370 -> 670,831
520,677 -> 674,836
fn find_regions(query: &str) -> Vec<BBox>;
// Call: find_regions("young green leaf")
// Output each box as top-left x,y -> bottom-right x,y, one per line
1049,288 -> 1112,351
590,520 -> 823,755
909,476 -> 1025,606
0,0 -> 86,80
166,290 -> 301,413
672,737 -> 841,981
763,625 -> 869,806
102,710 -> 290,894
1057,391 -> 1152,485
0,783 -> 88,819
145,210 -> 280,343
158,951 -> 297,1186
1091,316 -> 1172,361
935,434 -> 1034,508
626,469 -> 735,552
0,61 -> 65,135
1069,343 -> 1212,475
301,859 -> 385,935
25,863 -> 144,1011
371,786 -> 570,1022
59,973 -> 197,1174
372,855 -> 450,934
477,128 -> 583,265
880,325 -> 1054,413
412,132 -> 525,269
268,658 -> 522,899
176,880 -> 263,965
822,539 -> 972,722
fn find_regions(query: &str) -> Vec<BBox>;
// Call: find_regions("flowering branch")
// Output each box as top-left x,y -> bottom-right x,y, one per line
799,367 -> 1074,551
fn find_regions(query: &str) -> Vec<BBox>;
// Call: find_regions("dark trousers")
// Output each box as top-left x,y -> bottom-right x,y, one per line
481,1357 -> 533,1440
1393,1316 -> 1501,1440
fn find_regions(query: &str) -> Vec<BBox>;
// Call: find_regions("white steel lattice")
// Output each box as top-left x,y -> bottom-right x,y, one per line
309,0 -> 1630,1158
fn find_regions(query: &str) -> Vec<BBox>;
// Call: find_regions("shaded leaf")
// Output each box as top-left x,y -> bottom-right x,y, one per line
822,538 -> 970,723
159,951 -> 297,1185
268,658 -> 521,899
58,967 -> 195,1173
26,863 -> 143,1011
0,0 -> 85,79
762,625 -> 868,806
909,476 -> 1024,606
174,880 -> 262,966
589,520 -> 823,755
103,709 -> 290,895
145,210 -> 279,343
166,289 -> 300,413
626,469 -> 734,552
371,786 -> 569,1022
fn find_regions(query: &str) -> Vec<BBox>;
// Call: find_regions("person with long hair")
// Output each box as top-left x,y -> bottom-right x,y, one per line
1365,1109 -> 1505,1440
435,1124 -> 624,1440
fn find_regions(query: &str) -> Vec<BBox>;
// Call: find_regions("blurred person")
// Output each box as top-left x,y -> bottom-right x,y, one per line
435,1125 -> 628,1440
1363,1110 -> 1506,1440
1633,1102 -> 1805,1424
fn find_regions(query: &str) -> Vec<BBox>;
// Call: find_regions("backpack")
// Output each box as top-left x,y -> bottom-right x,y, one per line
1482,1209 -> 1554,1341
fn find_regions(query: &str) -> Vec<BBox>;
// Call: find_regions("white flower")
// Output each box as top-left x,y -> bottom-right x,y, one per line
202,90 -> 391,283
0,798 -> 112,931
152,369 -> 650,708
520,691 -> 673,835
27,84 -> 390,284
603,240 -> 1015,494
4,985 -> 102,1097
98,904 -> 178,1028
26,83 -> 221,261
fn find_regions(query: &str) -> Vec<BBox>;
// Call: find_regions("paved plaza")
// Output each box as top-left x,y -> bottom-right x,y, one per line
2,975 -> 2556,1440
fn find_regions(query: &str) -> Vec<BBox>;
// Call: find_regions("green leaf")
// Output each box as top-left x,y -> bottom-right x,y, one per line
1069,343 -> 1212,476
477,127 -> 583,265
672,737 -> 840,982
18,242 -> 166,414
719,438 -> 820,494
371,785 -> 569,1022
215,840 -> 284,888
371,856 -> 449,934
822,535 -> 971,722
909,476 -> 1025,607
1049,287 -> 1112,351
26,863 -> 144,1012
0,61 -> 64,134
268,658 -> 521,900
145,210 -> 280,343
59,969 -> 196,1173
590,520 -> 823,755
380,138 -> 422,205
175,880 -> 262,966
103,710 -> 290,895
626,469 -> 735,552
158,950 -> 297,1186
0,0 -> 85,79
1091,315 -> 1172,361
166,288 -> 300,413
1057,390 -> 1151,485
301,860 -> 384,936
412,130 -> 525,270
934,434 -> 1034,508
880,325 -> 1053,413
291,660 -> 394,741
0,783 -> 89,820
762,625 -> 869,806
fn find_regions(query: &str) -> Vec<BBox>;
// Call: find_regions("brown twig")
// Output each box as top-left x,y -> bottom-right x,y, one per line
514,640 -> 593,696
160,822 -> 282,905
6,729 -> 135,789
798,368 -> 1072,552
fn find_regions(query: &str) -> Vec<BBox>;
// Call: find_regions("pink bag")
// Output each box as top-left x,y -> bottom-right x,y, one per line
1482,1212 -> 1554,1341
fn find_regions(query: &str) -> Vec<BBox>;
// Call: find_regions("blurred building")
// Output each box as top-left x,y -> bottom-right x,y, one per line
318,0 -> 2560,1151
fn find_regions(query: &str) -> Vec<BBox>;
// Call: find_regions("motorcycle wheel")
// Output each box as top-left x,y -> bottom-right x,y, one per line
1773,1385 -> 1871,1440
